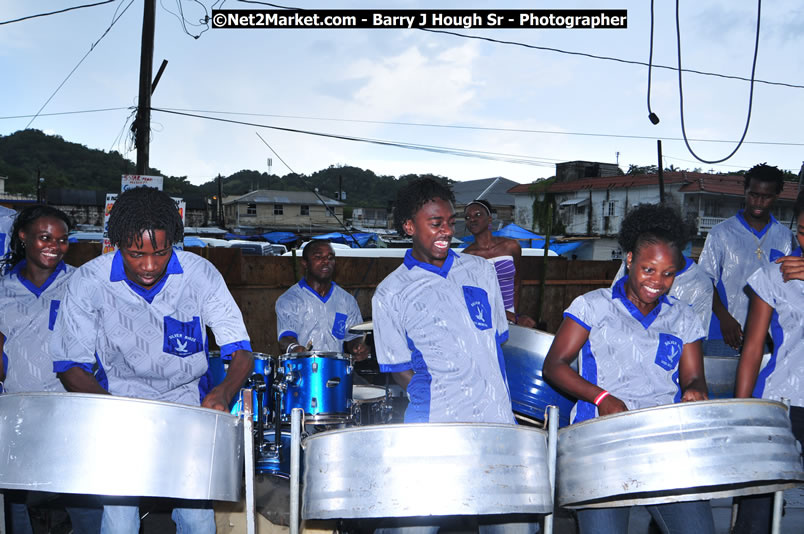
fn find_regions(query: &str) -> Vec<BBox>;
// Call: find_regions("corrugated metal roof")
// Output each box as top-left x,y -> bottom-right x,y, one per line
452,177 -> 520,206
229,189 -> 344,205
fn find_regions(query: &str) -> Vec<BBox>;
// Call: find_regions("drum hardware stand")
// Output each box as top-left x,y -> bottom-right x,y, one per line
290,407 -> 303,534
543,405 -> 558,534
240,388 -> 257,534
770,398 -> 792,534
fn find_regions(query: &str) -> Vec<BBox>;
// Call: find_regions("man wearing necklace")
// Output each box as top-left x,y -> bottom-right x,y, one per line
698,163 -> 793,356
275,239 -> 369,360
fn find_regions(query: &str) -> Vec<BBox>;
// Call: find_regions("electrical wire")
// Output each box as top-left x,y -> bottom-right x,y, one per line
646,0 -> 659,125
24,0 -> 135,130
254,132 -> 362,246
0,0 -> 116,26
0,107 -> 130,120
675,0 -> 761,164
150,107 -> 557,166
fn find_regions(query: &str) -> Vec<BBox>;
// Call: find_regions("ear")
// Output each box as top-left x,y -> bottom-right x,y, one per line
402,219 -> 414,237
625,251 -> 633,272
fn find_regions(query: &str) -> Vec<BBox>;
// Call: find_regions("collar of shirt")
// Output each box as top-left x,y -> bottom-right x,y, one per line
109,249 -> 184,304
403,249 -> 457,278
736,210 -> 778,239
676,255 -> 694,276
11,260 -> 67,298
298,277 -> 334,303
792,247 -> 803,257
611,275 -> 672,330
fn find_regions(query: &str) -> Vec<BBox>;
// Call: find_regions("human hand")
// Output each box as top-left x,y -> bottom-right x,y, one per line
777,255 -> 804,283
597,394 -> 628,417
515,314 -> 537,328
350,342 -> 370,362
681,386 -> 709,402
201,387 -> 229,412
719,315 -> 744,350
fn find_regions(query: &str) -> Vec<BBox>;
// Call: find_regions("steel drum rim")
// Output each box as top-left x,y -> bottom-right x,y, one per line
280,351 -> 350,360
303,421 -> 545,443
0,391 -> 242,419
558,397 -> 788,433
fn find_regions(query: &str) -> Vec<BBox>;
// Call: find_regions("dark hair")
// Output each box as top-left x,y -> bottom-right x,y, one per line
617,203 -> 689,268
1,205 -> 72,274
794,190 -> 804,220
302,239 -> 332,262
107,187 -> 183,249
393,178 -> 455,234
466,199 -> 492,216
744,163 -> 785,194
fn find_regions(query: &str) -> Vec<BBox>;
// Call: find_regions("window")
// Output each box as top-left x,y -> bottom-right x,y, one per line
606,201 -> 616,217
575,204 -> 586,216
246,203 -> 257,215
327,207 -> 335,217
300,205 -> 309,216
274,204 -> 283,215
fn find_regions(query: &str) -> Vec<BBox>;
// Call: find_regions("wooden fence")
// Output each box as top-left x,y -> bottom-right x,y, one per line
64,244 -> 621,355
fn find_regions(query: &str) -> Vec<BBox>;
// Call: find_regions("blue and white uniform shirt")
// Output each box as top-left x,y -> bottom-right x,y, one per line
567,276 -> 706,424
275,279 -> 362,353
372,250 -> 514,425
613,256 -> 713,333
746,248 -> 804,407
50,250 -> 251,406
698,212 -> 792,337
0,206 -> 15,261
0,261 -> 73,392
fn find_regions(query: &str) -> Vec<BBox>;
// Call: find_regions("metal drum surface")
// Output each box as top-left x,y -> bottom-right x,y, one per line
502,325 -> 575,426
302,423 -> 552,519
557,399 -> 804,509
0,393 -> 243,501
703,354 -> 770,399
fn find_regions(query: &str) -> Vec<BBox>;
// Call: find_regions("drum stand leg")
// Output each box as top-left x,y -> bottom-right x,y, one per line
242,389 -> 257,534
543,405 -> 558,534
290,407 -> 303,534
771,398 -> 793,534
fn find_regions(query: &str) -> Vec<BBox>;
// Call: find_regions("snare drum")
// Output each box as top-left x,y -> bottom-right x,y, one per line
351,385 -> 391,426
278,352 -> 353,424
230,352 -> 273,423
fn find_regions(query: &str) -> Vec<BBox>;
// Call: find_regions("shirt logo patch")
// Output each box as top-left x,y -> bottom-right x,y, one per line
163,316 -> 204,358
655,333 -> 683,370
462,285 -> 492,331
332,312 -> 347,340
49,299 -> 61,331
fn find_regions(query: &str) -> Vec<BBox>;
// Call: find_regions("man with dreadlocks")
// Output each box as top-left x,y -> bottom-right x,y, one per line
51,186 -> 253,534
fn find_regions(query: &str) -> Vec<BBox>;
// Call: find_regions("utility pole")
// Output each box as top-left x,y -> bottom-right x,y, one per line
135,0 -> 156,175
657,140 -> 665,203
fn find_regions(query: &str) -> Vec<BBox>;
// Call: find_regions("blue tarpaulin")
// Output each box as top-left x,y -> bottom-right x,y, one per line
184,236 -> 207,248
261,232 -> 298,244
312,232 -> 379,248
463,223 -> 587,257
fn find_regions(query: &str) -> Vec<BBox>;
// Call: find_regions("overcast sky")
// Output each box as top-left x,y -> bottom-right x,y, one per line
1,1 -> 803,186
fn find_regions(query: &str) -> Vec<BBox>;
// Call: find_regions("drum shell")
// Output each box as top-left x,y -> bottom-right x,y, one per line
0,392 -> 243,501
557,399 -> 804,508
279,352 -> 353,424
502,325 -> 576,426
302,423 -> 552,519
351,385 -> 391,426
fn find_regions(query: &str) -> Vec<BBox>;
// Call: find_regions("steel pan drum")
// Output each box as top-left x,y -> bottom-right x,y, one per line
302,423 -> 552,519
557,399 -> 804,508
0,393 -> 243,501
502,325 -> 575,426
703,354 -> 770,399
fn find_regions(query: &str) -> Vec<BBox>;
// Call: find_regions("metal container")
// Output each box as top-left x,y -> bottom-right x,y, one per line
557,399 -> 804,508
0,392 -> 243,501
302,423 -> 552,519
703,354 -> 770,399
502,325 -> 576,426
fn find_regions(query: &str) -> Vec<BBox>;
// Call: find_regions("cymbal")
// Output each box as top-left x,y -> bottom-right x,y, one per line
349,320 -> 374,332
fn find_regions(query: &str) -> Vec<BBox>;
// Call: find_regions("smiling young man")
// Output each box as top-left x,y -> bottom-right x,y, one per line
275,239 -> 369,360
50,186 -> 253,534
698,163 -> 793,355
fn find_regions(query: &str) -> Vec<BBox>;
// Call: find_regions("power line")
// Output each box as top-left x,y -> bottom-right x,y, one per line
150,107 -> 558,166
157,107 -> 804,148
0,107 -> 131,121
420,28 -> 804,91
24,0 -> 135,130
0,0 -> 116,26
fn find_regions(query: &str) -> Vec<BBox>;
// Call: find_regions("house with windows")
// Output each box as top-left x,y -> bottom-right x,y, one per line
509,161 -> 799,260
223,189 -> 345,233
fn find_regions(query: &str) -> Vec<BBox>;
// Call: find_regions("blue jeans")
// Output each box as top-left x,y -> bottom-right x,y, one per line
374,514 -> 539,534
576,501 -> 715,534
7,497 -> 101,534
101,503 -> 215,534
